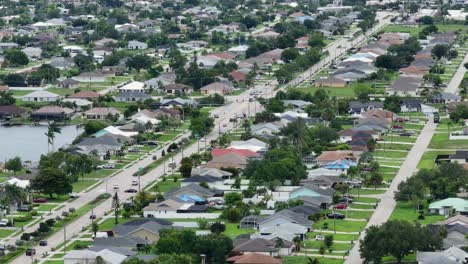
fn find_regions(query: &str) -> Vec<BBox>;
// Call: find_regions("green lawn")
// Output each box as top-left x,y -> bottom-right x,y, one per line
98,217 -> 135,231
349,188 -> 386,195
305,239 -> 354,251
403,123 -> 425,130
224,223 -> 255,238
349,203 -> 376,210
44,261 -> 64,264
0,229 -> 15,238
377,167 -> 399,174
382,24 -> 467,37
64,240 -> 93,251
353,197 -> 379,203
290,86 -> 356,98
284,256 -> 344,264
313,219 -> 367,232
373,150 -> 408,159
390,202 -> 445,225
382,135 -> 416,143
84,169 -> 117,178
150,178 -> 181,193
36,204 -> 59,212
308,232 -> 358,241
417,150 -> 454,169
429,132 -> 468,149
343,210 -> 373,219
377,143 -> 412,151
72,179 -> 98,193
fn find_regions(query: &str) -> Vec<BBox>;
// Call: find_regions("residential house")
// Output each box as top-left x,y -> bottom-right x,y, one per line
119,81 -> 146,93
429,198 -> 468,216
200,82 -> 234,95
250,123 -> 281,139
63,98 -> 93,110
300,175 -> 344,189
181,175 -> 224,189
0,105 -> 25,119
115,91 -> 151,102
289,185 -> 334,208
191,167 -> 233,179
84,107 -> 121,120
163,83 -> 193,94
324,159 -> 358,173
315,150 -> 359,166
49,57 -> 75,70
21,91 -> 60,102
203,152 -> 250,169
21,47 -> 42,58
430,215 -> 468,248
315,76 -> 347,87
57,78 -> 81,89
31,106 -> 74,120
153,107 -> 181,120
64,249 -> 129,264
130,109 -> 159,125
387,76 -> 422,96
253,31 -> 280,40
257,209 -> 312,231
282,100 -> 312,109
226,253 -> 283,264
400,98 -> 422,112
348,101 -> 384,115
74,134 -> 123,159
338,129 -> 379,143
94,38 -> 118,47
72,72 -> 108,83
128,40 -> 148,50
416,246 -> 468,264
211,148 -> 260,159
233,238 -> 293,256
229,138 -> 269,154
307,168 -> 342,178
112,218 -> 173,244
144,72 -> 176,91
69,90 -> 100,101
165,183 -> 223,199
431,93 -> 461,103
159,97 -> 197,107
447,151 -> 468,165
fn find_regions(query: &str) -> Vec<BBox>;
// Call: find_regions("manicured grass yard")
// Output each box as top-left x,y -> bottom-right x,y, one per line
98,217 -> 135,231
373,150 -> 408,159
390,202 -> 445,225
353,197 -> 379,203
284,256 -> 344,264
150,178 -> 181,193
429,132 -> 468,149
344,210 -> 373,219
349,203 -> 376,210
308,232 -> 358,241
72,179 -> 98,193
65,240 -> 93,251
377,167 -> 399,174
377,143 -> 412,151
290,86 -> 355,98
382,24 -> 467,37
44,261 -> 64,264
0,229 -> 15,238
382,135 -> 416,143
313,219 -> 367,232
84,169 -> 117,179
224,223 -> 255,238
36,204 -> 59,212
305,239 -> 354,251
417,150 -> 454,169
349,188 -> 386,195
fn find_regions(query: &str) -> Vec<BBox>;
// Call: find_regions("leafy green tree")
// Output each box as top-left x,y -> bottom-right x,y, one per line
308,34 -> 325,48
179,157 -> 193,178
281,48 -> 300,63
395,176 -> 425,210
5,157 -> 22,175
353,84 -> 374,101
224,192 -> 243,206
210,221 -> 226,234
431,44 -> 450,60
221,207 -> 242,222
128,55 -> 153,72
31,167 -> 72,198
3,74 -> 26,87
4,49 -> 29,66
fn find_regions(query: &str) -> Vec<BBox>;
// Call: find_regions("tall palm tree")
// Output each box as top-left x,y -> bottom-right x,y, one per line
2,184 -> 26,225
45,121 -> 62,152
307,258 -> 320,264
112,192 -> 120,224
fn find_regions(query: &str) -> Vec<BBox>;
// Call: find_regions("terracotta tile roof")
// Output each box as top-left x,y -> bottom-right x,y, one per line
227,253 -> 283,264
211,148 -> 259,158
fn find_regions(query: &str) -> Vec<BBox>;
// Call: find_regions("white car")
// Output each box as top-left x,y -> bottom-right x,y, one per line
315,235 -> 325,241
97,164 -> 115,169
0,219 -> 8,227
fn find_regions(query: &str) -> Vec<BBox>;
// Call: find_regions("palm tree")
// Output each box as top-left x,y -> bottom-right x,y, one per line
308,258 -> 320,264
44,121 -> 62,152
112,192 -> 120,224
2,184 -> 26,226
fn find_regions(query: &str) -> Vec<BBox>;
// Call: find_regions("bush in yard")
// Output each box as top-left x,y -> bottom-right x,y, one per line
69,207 -> 76,213
62,211 -> 70,217
14,213 -> 32,222
221,207 -> 242,223
197,218 -> 209,230
38,222 -> 51,233
45,219 -> 55,227
210,222 -> 226,234
55,216 -> 62,222
20,233 -> 30,241
31,210 -> 38,216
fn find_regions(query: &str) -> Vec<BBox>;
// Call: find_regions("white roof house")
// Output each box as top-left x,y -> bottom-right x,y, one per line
64,249 -> 128,264
102,126 -> 138,137
118,81 -> 146,93
22,91 -> 60,102
307,168 -> 342,178
229,138 -> 269,153
2,178 -> 30,189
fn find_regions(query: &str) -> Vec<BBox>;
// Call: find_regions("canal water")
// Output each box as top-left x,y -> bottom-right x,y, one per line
0,125 -> 83,162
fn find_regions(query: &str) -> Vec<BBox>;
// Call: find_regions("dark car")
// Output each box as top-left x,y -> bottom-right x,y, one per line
339,197 -> 353,204
89,214 -> 96,220
39,240 -> 47,246
17,205 -> 31,212
400,132 -> 411,136
124,189 -> 138,193
326,213 -> 345,219
26,248 -> 36,256
33,198 -> 48,203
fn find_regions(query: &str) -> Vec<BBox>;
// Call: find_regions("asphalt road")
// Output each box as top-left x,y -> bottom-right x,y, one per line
345,120 -> 437,263
445,52 -> 468,94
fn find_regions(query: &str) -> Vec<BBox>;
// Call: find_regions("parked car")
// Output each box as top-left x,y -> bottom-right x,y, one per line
392,125 -> 403,129
400,132 -> 411,136
33,198 -> 48,203
17,205 -> 31,212
327,213 -> 345,219
124,189 -> 138,193
141,141 -> 158,146
39,240 -> 47,246
315,235 -> 325,241
339,197 -> 353,204
128,147 -> 140,153
97,164 -> 115,169
113,185 -> 119,191
89,214 -> 96,220
0,220 -> 8,227
334,203 -> 348,210
25,248 -> 36,256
